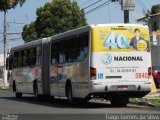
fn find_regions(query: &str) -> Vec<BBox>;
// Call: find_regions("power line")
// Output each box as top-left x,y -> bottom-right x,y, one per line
85,0 -> 112,15
0,37 -> 22,43
80,0 -> 94,7
7,22 -> 26,25
82,0 -> 102,10
107,2 -> 111,23
0,32 -> 22,35
138,0 -> 149,11
137,0 -> 149,14
8,37 -> 22,41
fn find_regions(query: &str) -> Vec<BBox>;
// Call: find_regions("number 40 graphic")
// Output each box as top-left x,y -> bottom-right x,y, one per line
103,32 -> 130,49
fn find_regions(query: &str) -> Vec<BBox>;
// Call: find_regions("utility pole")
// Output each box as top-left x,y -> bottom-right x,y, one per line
124,10 -> 129,23
3,10 -> 8,88
120,0 -> 135,23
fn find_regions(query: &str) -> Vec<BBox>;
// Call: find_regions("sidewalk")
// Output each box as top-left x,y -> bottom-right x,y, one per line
144,89 -> 160,99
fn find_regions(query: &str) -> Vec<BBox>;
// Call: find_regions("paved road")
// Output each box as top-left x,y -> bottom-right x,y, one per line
0,90 -> 160,120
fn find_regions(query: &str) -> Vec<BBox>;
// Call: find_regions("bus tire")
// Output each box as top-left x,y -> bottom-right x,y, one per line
15,92 -> 22,98
33,82 -> 40,100
13,81 -> 16,93
66,83 -> 74,104
13,81 -> 22,98
110,97 -> 129,107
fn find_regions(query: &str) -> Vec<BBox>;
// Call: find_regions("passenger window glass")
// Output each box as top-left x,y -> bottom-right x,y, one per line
36,47 -> 42,65
23,49 -> 28,67
29,48 -> 36,66
67,36 -> 77,63
13,52 -> 19,68
50,32 -> 89,64
77,32 -> 89,61
59,39 -> 66,63
51,42 -> 59,64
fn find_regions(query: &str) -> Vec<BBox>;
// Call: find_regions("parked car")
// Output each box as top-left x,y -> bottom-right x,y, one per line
148,66 -> 160,88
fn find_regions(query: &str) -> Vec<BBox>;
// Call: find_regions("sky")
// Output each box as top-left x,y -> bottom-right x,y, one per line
0,0 -> 160,54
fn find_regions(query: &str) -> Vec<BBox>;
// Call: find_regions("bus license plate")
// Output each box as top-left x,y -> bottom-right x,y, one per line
117,86 -> 128,91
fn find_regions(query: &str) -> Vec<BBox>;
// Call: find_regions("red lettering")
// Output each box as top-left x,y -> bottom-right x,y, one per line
135,73 -> 148,79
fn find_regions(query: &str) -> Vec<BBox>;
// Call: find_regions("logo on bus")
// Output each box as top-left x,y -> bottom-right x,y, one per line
101,54 -> 112,65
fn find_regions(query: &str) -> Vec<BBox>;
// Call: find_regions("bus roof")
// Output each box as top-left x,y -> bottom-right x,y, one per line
10,23 -> 148,52
10,38 -> 49,52
90,23 -> 148,28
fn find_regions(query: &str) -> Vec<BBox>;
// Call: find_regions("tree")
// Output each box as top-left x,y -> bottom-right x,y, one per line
22,22 -> 38,42
22,0 -> 87,42
0,0 -> 26,11
151,4 -> 160,14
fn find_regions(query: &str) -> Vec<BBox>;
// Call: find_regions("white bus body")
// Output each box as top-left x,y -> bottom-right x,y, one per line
8,24 -> 152,106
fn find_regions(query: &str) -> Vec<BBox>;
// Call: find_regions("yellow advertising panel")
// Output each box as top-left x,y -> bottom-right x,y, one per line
91,26 -> 150,52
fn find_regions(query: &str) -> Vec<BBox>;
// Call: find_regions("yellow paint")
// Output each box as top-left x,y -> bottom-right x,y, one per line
91,26 -> 149,52
137,40 -> 147,51
151,78 -> 157,93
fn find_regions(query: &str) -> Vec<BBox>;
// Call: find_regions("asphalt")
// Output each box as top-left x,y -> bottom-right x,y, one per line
0,90 -> 160,120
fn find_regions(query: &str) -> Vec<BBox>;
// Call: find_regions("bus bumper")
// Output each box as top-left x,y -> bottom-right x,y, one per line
88,80 -> 152,98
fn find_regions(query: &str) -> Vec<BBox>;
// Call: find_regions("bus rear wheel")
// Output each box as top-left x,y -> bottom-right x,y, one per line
110,97 -> 129,107
67,83 -> 74,104
34,83 -> 40,100
15,92 -> 22,98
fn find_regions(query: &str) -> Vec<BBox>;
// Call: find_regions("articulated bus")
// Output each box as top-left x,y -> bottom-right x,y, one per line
7,24 -> 152,106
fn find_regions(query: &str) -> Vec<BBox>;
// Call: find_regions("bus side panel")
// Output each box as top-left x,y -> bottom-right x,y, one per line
50,64 -> 59,96
27,66 -> 42,94
58,63 -> 77,97
12,67 -> 28,93
74,59 -> 90,98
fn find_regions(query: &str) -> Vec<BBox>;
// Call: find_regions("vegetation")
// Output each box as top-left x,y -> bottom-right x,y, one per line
151,4 -> 160,14
22,0 -> 87,43
0,0 -> 26,11
130,96 -> 160,107
144,4 -> 160,16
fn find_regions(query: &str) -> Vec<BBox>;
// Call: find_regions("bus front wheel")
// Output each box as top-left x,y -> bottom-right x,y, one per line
13,81 -> 22,98
110,97 -> 129,107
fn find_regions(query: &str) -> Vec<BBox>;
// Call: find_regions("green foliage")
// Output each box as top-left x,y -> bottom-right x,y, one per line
22,22 -> 38,42
0,0 -> 26,11
151,4 -> 160,14
22,0 -> 87,42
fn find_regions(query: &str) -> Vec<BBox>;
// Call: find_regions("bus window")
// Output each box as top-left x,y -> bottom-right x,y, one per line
23,49 -> 28,67
19,51 -> 24,67
36,46 -> 42,66
28,48 -> 36,66
51,42 -> 59,64
77,32 -> 89,61
13,52 -> 19,68
67,36 -> 77,63
59,40 -> 67,63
